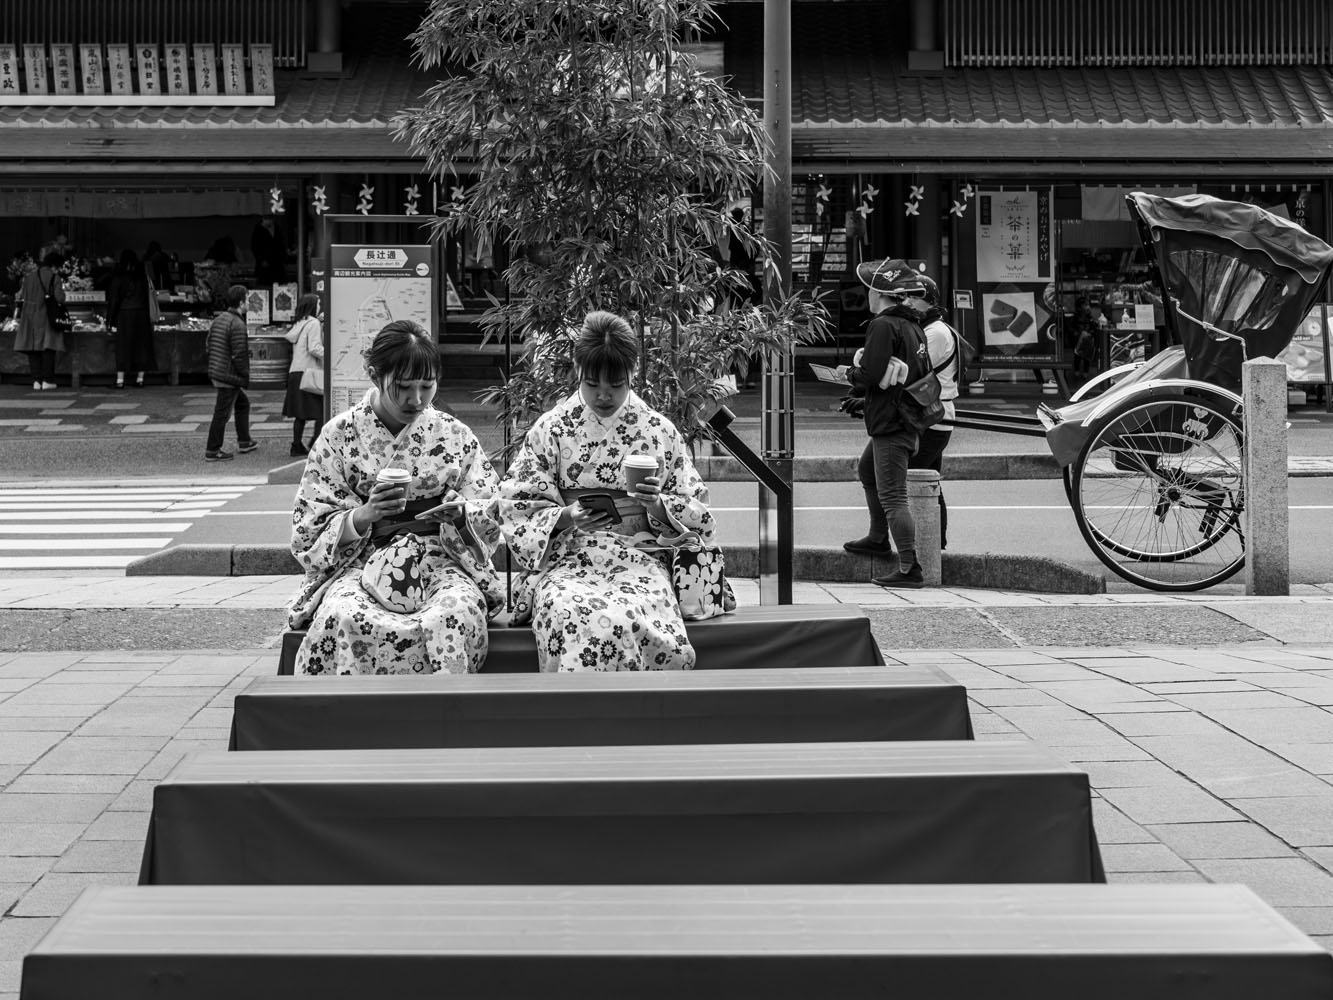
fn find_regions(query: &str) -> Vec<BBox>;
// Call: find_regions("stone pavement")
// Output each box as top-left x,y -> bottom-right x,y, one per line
1,576 -> 1332,995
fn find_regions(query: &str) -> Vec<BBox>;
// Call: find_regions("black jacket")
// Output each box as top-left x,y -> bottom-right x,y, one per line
849,303 -> 928,437
207,308 -> 250,387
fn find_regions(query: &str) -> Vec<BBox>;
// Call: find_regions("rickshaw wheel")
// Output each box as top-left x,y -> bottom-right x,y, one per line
1069,391 -> 1245,592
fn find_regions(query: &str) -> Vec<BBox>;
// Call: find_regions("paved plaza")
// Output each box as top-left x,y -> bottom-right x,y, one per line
0,575 -> 1331,994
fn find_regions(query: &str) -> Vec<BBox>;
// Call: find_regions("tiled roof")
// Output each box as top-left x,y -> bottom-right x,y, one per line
725,3 -> 1333,128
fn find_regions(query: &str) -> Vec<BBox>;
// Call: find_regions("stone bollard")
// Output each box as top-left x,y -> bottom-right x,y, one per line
1241,358 -> 1289,595
907,469 -> 942,586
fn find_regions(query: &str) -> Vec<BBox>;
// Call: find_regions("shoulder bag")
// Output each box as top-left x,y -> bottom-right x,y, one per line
297,320 -> 325,395
42,272 -> 72,332
897,326 -> 945,434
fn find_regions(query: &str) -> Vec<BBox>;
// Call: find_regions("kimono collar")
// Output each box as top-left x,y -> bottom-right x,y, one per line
574,389 -> 641,427
359,387 -> 432,441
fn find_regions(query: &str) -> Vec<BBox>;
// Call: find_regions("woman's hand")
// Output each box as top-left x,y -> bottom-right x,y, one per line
352,481 -> 407,534
556,501 -> 614,533
631,476 -> 667,519
420,489 -> 466,525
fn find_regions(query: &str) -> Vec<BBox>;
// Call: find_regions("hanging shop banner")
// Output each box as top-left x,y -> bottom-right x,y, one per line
976,189 -> 1051,283
326,244 -> 437,416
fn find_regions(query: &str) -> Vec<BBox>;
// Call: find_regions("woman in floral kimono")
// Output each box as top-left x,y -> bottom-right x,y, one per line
495,311 -> 716,672
288,321 -> 503,674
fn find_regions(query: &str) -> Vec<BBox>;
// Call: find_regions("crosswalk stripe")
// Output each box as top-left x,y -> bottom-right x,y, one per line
0,556 -> 140,569
0,538 -> 171,550
0,523 -> 194,535
0,500 -> 230,511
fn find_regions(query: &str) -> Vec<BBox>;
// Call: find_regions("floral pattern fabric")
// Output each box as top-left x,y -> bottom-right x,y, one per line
494,391 -> 716,672
288,390 -> 503,675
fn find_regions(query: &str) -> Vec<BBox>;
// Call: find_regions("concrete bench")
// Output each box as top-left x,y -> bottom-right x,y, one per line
139,741 -> 1104,886
277,604 -> 884,675
228,666 -> 974,751
25,884 -> 1330,1000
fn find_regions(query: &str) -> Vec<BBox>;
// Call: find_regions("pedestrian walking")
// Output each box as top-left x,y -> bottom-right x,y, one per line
282,293 -> 325,457
14,251 -> 66,391
841,258 -> 932,588
106,249 -> 158,389
204,284 -> 256,462
903,274 -> 963,551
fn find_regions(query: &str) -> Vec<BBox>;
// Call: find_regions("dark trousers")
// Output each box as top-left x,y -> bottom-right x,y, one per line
206,385 -> 251,452
856,429 -> 919,569
909,427 -> 951,550
25,350 -> 55,382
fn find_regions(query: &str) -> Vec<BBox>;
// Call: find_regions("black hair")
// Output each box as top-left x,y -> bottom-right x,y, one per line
41,251 -> 62,268
293,293 -> 321,321
225,284 -> 248,309
364,320 -> 441,382
117,249 -> 142,272
572,311 -> 637,383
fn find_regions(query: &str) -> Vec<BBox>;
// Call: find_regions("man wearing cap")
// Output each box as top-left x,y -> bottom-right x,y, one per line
841,258 -> 931,588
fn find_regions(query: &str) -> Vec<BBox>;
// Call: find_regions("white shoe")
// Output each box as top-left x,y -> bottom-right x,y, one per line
32,381 -> 40,391
40,382 -> 57,391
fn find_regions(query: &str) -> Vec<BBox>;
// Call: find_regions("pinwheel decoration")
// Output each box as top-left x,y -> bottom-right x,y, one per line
403,183 -> 421,216
268,186 -> 286,215
857,182 -> 879,220
356,180 -> 374,216
310,184 -> 329,216
905,183 -> 924,218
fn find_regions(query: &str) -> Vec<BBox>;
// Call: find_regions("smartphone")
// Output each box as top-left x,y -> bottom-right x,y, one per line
420,499 -> 466,520
577,493 -> 622,524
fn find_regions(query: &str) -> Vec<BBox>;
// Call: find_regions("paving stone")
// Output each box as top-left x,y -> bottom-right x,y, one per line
1231,796 -> 1333,847
1060,744 -> 1155,762
1167,691 -> 1311,711
964,688 -> 1067,708
988,663 -> 1097,683
1204,707 -> 1333,744
0,717 -> 91,732
0,859 -> 50,884
1038,679 -> 1165,710
1087,662 -> 1222,684
1091,800 -> 1157,844
0,794 -> 112,824
1099,843 -> 1194,872
0,683 -> 135,706
23,747 -> 155,775
0,733 -> 62,766
1105,870 -> 1208,884
0,824 -> 82,857
81,811 -> 149,842
1276,907 -> 1333,937
107,780 -> 156,812
1192,858 -> 1333,906
42,670 -> 155,685
50,840 -> 143,874
1141,680 -> 1261,694
1146,821 -> 1297,860
1089,702 -> 1194,715
1105,712 -> 1232,737
1308,847 -> 1333,872
970,716 -> 1023,736
0,885 -> 24,914
3,774 -> 133,795
1081,760 -> 1180,788
10,871 -> 134,917
0,916 -> 56,959
1099,782 -> 1240,825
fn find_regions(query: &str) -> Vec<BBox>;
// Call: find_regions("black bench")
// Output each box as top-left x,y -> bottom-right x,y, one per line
277,604 -> 885,675
140,741 -> 1103,886
228,666 -> 974,751
25,884 -> 1330,1000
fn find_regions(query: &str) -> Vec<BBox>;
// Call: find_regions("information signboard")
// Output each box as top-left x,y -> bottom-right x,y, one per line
326,244 -> 436,416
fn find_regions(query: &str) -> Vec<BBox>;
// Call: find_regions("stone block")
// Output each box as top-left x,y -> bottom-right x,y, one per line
231,544 -> 301,576
124,544 -> 231,577
907,469 -> 941,586
1242,358 -> 1290,595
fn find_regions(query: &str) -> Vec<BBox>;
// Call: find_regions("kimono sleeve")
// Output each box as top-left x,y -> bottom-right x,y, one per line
492,419 -> 567,572
650,425 -> 716,543
438,427 -> 503,570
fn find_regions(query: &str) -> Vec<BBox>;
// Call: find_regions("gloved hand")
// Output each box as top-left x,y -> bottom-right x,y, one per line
838,395 -> 865,418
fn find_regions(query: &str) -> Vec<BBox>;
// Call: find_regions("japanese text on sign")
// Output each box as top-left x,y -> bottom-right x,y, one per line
136,43 -> 160,95
976,189 -> 1053,283
0,45 -> 18,94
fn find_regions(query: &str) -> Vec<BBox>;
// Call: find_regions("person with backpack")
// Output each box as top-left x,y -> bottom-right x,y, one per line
14,251 -> 67,391
903,274 -> 968,551
841,258 -> 932,589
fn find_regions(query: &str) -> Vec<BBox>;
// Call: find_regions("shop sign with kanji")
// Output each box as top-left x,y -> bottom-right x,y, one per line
975,189 -> 1053,283
136,42 -> 161,95
165,44 -> 189,96
79,44 -> 105,94
0,45 -> 18,95
51,44 -> 76,95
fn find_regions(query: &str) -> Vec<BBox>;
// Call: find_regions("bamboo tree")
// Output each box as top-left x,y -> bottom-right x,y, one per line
395,0 -> 828,454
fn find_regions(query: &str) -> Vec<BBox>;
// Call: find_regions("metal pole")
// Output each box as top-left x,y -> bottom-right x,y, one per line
760,0 -> 793,605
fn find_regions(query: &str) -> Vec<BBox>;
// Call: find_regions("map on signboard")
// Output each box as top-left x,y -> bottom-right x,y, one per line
328,245 -> 434,415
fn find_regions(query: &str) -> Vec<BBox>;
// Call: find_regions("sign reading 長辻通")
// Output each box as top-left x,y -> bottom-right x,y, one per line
326,244 -> 437,415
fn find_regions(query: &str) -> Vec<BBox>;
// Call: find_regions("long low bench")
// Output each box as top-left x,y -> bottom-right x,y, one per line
24,885 -> 1330,1000
139,741 -> 1104,886
277,604 -> 884,675
229,666 -> 974,750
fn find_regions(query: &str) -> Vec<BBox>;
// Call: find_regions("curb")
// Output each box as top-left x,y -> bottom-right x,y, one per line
125,543 -> 1106,595
693,453 -> 1064,482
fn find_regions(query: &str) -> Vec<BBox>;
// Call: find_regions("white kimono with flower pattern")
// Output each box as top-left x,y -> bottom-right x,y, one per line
495,391 -> 715,672
288,391 -> 503,675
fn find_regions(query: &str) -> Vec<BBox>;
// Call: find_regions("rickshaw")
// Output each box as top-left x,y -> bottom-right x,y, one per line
982,193 -> 1333,591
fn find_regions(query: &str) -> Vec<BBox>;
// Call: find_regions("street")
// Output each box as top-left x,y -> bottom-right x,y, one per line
5,477 -> 1333,588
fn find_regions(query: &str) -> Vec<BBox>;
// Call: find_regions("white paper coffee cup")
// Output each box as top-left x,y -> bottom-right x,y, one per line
623,454 -> 659,493
376,467 -> 411,488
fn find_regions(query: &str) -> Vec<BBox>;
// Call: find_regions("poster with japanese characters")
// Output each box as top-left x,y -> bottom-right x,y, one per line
0,45 -> 18,96
50,44 -> 76,95
221,45 -> 246,95
106,45 -> 132,95
79,45 -> 105,94
23,44 -> 48,95
249,44 -> 274,96
165,44 -> 189,95
976,189 -> 1052,283
193,44 -> 217,95
135,43 -> 160,95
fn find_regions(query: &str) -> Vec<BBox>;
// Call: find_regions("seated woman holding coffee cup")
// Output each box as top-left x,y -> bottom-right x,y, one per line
494,311 -> 717,672
287,320 -> 503,675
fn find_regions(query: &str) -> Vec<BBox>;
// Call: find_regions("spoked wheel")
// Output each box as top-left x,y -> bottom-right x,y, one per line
1069,391 -> 1245,591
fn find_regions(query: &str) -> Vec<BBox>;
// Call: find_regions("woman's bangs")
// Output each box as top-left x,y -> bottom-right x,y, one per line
580,346 -> 630,384
388,341 -> 442,382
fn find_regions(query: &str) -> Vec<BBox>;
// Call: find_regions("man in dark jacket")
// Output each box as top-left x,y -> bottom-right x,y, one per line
842,259 -> 931,588
204,284 -> 256,462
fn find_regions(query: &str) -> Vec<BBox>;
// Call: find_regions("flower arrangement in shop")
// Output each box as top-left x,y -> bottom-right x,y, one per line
5,252 -> 35,289
58,258 -> 94,292
395,0 -> 829,454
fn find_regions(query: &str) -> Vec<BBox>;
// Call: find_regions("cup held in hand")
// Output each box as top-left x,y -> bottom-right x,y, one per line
623,454 -> 660,494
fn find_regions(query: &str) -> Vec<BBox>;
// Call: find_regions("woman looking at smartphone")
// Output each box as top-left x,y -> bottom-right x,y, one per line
287,320 -> 503,675
494,311 -> 717,672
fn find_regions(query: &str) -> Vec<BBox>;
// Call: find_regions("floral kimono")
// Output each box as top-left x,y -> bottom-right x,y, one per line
288,390 -> 503,675
495,390 -> 715,672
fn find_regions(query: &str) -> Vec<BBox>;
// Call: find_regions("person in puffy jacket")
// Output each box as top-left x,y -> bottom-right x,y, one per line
841,258 -> 931,588
204,284 -> 255,462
